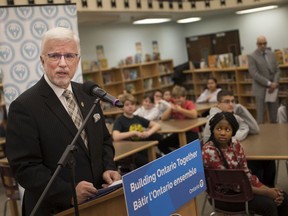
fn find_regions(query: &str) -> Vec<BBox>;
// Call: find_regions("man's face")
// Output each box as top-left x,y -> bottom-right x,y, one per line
40,39 -> 80,89
257,37 -> 267,53
217,95 -> 235,112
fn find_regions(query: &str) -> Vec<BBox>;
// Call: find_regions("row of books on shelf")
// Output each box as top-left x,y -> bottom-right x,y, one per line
122,69 -> 138,81
159,63 -> 172,75
199,48 -> 288,70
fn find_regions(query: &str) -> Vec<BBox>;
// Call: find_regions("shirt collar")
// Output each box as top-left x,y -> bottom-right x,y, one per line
44,74 -> 72,98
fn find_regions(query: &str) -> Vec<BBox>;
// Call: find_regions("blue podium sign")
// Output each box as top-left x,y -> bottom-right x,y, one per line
122,139 -> 206,216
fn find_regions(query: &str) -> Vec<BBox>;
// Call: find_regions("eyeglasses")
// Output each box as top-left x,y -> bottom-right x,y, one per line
46,53 -> 79,64
220,99 -> 235,104
257,42 -> 267,46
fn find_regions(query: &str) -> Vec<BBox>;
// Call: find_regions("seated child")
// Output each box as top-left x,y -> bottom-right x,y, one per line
202,90 -> 259,144
153,90 -> 171,120
112,93 -> 162,168
158,85 -> 198,154
196,77 -> 221,103
202,112 -> 288,215
277,94 -> 288,123
163,89 -> 172,103
133,93 -> 160,121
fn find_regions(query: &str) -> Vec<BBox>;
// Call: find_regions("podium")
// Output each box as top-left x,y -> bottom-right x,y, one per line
55,188 -> 198,216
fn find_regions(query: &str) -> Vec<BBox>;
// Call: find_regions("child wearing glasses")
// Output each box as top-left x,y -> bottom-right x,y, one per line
202,90 -> 259,144
202,112 -> 288,215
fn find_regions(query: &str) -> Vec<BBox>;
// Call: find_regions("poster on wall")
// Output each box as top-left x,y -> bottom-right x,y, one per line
0,4 -> 82,110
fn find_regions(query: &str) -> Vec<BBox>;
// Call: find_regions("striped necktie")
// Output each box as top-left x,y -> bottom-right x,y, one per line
63,89 -> 88,148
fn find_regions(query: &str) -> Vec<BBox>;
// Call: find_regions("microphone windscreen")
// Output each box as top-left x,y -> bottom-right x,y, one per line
83,81 -> 98,96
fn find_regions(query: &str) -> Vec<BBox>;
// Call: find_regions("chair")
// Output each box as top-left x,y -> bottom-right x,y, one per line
0,162 -> 20,216
204,169 -> 254,216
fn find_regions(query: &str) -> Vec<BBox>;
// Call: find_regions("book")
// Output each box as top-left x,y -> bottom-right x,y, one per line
283,48 -> 288,64
86,180 -> 123,201
207,55 -> 218,68
274,49 -> 284,65
238,54 -> 248,67
217,53 -> 234,68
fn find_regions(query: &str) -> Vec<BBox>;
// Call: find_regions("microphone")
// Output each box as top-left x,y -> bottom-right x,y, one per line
83,81 -> 124,108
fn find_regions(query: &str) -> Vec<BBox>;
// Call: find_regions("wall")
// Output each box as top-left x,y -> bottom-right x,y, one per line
78,3 -> 288,68
79,23 -> 186,68
183,4 -> 288,55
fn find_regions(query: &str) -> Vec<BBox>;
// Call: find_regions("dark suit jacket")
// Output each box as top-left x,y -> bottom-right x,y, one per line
248,48 -> 280,98
6,77 -> 117,215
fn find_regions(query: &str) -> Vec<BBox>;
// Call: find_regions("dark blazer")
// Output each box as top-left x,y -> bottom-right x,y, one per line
248,49 -> 280,98
6,77 -> 117,215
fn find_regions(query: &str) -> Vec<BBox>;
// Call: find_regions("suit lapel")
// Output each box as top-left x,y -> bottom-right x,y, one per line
39,78 -> 90,157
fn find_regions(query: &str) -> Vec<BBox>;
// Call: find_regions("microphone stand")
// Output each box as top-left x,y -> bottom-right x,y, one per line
30,98 -> 101,216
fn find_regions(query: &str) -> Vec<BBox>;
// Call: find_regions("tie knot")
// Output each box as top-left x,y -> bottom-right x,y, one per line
63,89 -> 73,99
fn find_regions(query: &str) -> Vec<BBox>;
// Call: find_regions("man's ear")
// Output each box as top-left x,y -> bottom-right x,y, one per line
40,55 -> 44,65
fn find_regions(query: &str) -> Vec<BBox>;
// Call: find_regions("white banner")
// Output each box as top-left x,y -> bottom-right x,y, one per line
0,4 -> 83,110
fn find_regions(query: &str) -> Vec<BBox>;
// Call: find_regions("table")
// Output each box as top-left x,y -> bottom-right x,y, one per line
241,124 -> 288,160
113,140 -> 158,162
158,117 -> 207,147
103,103 -> 216,117
103,107 -> 123,117
195,102 -> 216,114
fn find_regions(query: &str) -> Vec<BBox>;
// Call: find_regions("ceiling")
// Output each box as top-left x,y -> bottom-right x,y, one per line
77,0 -> 288,26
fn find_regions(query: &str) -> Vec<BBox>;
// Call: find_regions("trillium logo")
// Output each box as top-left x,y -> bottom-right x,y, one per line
31,19 -> 49,39
5,20 -> 24,42
55,17 -> 72,29
21,40 -> 39,61
15,6 -> 34,20
10,61 -> 30,83
64,5 -> 77,17
0,43 -> 14,64
40,5 -> 58,19
4,84 -> 20,104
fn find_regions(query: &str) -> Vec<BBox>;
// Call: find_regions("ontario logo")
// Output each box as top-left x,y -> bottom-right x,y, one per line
15,6 -> 34,20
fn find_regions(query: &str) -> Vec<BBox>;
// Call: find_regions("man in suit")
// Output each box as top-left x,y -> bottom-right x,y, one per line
248,35 -> 280,124
6,27 -> 121,215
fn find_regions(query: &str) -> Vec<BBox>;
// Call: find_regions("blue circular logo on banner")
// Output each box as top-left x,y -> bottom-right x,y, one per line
40,5 -> 58,19
4,83 -> 21,105
64,5 -> 77,17
55,17 -> 73,30
10,61 -> 30,83
21,40 -> 39,61
31,19 -> 49,40
0,8 -> 9,22
15,6 -> 34,20
0,42 -> 15,64
5,20 -> 24,42
36,61 -> 44,78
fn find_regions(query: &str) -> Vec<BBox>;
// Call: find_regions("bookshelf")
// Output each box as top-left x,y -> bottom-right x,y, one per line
83,59 -> 174,103
184,64 -> 288,119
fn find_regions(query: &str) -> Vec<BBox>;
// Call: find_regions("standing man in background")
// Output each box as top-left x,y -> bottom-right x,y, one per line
6,27 -> 121,216
248,35 -> 280,123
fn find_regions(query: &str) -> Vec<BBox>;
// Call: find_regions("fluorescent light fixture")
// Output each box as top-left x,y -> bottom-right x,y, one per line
236,5 -> 278,15
133,18 -> 171,24
177,17 -> 201,24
